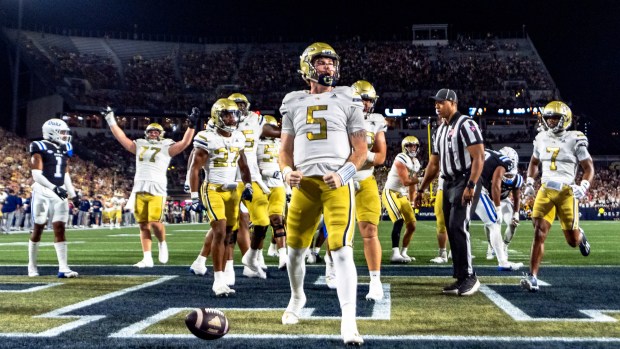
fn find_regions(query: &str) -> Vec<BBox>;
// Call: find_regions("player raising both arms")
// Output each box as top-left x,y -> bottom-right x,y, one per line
521,101 -> 593,292
28,119 -> 79,278
103,106 -> 198,267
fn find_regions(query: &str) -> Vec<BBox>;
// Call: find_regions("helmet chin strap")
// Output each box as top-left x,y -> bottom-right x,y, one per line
317,74 -> 337,87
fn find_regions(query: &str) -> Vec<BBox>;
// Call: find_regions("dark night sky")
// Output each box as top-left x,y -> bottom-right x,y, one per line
2,0 -> 619,153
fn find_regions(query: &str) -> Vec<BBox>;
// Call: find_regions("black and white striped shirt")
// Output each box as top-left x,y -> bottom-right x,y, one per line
432,112 -> 483,180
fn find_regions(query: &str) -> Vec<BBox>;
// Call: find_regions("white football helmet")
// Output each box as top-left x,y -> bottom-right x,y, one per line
42,118 -> 72,145
499,146 -> 519,181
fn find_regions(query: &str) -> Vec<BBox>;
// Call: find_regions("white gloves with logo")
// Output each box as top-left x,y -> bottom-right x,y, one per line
570,179 -> 590,200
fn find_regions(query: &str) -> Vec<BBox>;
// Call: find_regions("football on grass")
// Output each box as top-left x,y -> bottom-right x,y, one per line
185,308 -> 229,340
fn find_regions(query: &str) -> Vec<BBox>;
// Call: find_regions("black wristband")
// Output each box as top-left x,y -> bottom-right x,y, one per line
466,180 -> 476,189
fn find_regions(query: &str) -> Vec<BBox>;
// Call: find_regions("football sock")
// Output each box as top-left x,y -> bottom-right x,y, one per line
54,241 -> 68,271
143,250 -> 153,261
439,248 -> 447,258
391,219 -> 404,248
28,240 -> 39,267
331,246 -> 357,311
487,223 -> 507,264
369,270 -> 380,282
196,255 -> 206,265
287,247 -> 308,297
401,247 -> 409,256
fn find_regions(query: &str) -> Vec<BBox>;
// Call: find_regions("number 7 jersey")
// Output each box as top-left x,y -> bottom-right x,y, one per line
532,130 -> 590,185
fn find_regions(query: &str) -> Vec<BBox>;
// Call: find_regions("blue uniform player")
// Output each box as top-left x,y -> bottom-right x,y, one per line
28,118 -> 79,278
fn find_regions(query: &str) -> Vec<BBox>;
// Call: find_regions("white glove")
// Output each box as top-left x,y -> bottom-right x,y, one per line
570,179 -> 590,200
494,206 -> 502,225
523,177 -> 536,197
511,212 -> 520,227
102,106 -> 116,126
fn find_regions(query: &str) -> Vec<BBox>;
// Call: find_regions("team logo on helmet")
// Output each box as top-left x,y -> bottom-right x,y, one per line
299,42 -> 340,87
42,118 -> 72,145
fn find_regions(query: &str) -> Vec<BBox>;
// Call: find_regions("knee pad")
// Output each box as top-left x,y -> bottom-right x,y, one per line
272,223 -> 286,238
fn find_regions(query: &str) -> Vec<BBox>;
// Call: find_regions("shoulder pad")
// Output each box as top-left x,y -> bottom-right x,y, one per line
29,140 -> 48,154
282,90 -> 307,105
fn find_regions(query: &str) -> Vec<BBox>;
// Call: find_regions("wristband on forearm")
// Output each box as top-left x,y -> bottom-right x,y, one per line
366,150 -> 376,164
336,162 -> 357,185
190,192 -> 199,200
526,176 -> 535,186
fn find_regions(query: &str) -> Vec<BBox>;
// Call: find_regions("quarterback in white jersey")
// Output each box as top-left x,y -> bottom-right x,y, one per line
103,106 -> 197,268
382,136 -> 421,264
350,80 -> 387,301
520,101 -> 594,292
188,98 -> 253,297
278,42 -> 367,345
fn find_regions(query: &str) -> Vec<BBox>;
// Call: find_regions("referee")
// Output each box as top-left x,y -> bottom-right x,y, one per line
415,88 -> 485,296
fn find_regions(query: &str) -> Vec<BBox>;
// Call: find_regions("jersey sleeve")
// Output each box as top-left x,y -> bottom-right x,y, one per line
29,141 -> 46,155
193,131 -> 211,152
572,131 -> 591,162
459,119 -> 483,146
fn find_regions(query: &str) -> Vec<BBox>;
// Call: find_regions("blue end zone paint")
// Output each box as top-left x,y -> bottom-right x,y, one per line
0,265 -> 619,349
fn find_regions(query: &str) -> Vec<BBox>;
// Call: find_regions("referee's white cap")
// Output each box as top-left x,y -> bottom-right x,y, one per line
430,88 -> 458,103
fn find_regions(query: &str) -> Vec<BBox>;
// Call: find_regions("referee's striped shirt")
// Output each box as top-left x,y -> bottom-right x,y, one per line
432,112 -> 484,180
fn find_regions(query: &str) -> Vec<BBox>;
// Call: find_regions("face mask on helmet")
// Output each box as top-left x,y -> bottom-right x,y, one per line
228,93 -> 250,118
211,99 -> 240,133
144,123 -> 164,141
351,80 -> 379,114
299,42 -> 340,87
401,136 -> 420,158
42,118 -> 72,145
540,101 -> 572,134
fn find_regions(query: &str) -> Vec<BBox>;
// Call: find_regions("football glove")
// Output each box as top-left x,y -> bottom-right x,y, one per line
189,198 -> 204,212
570,180 -> 590,200
241,183 -> 253,202
100,106 -> 116,126
53,186 -> 68,200
511,212 -> 520,227
183,181 -> 190,193
187,107 -> 200,129
523,177 -> 536,197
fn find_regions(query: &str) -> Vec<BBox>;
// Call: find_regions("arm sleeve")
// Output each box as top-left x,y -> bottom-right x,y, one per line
64,172 -> 76,198
32,169 -> 56,190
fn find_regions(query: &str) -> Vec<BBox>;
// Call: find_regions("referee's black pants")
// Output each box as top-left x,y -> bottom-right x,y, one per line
442,176 -> 476,280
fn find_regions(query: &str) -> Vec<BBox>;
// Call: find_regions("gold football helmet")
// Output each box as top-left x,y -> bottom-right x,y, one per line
210,98 -> 239,133
540,101 -> 572,133
351,80 -> 379,114
401,136 -> 420,157
228,93 -> 250,116
299,42 -> 340,86
263,114 -> 278,127
145,123 -> 165,140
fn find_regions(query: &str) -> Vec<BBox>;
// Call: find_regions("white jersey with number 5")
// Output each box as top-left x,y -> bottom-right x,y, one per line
133,138 -> 174,196
532,130 -> 590,185
280,86 -> 365,176
193,129 -> 246,185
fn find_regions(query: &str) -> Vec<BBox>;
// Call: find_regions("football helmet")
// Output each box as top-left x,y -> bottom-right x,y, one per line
210,98 -> 239,133
264,115 -> 278,127
42,118 -> 72,145
351,80 -> 379,114
228,93 -> 250,117
145,123 -> 165,141
299,42 -> 340,86
499,146 -> 519,177
401,136 -> 420,157
540,101 -> 572,134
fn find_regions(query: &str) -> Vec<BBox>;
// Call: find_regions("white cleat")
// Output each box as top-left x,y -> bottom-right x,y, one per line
133,259 -> 154,268
242,253 -> 266,279
498,261 -> 524,271
401,252 -> 415,263
486,246 -> 495,260
212,282 -> 235,297
282,295 -> 306,325
341,323 -> 364,345
278,252 -> 288,270
158,242 -> 168,264
390,254 -> 408,264
366,279 -> 384,301
189,261 -> 207,276
224,264 -> 236,286
28,265 -> 39,277
325,273 -> 337,290
430,256 -> 448,264
58,270 -> 79,278
257,252 -> 267,270
306,252 -> 317,264
267,243 -> 279,257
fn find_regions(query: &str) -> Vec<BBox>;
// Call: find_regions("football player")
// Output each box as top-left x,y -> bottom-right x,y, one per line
350,80 -> 387,300
381,136 -> 421,264
102,106 -> 198,267
109,191 -> 126,229
279,42 -> 366,345
256,115 -> 287,270
485,147 -> 523,260
521,101 -> 594,292
229,93 -> 281,280
188,98 -> 253,297
472,148 -> 523,271
28,118 -> 79,278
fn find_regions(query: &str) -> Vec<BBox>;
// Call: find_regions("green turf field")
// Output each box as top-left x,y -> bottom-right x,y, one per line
0,220 -> 619,349
0,220 -> 616,267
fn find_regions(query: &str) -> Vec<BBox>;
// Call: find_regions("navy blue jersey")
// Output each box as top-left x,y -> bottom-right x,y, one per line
500,173 -> 524,200
29,140 -> 73,187
480,149 -> 512,193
